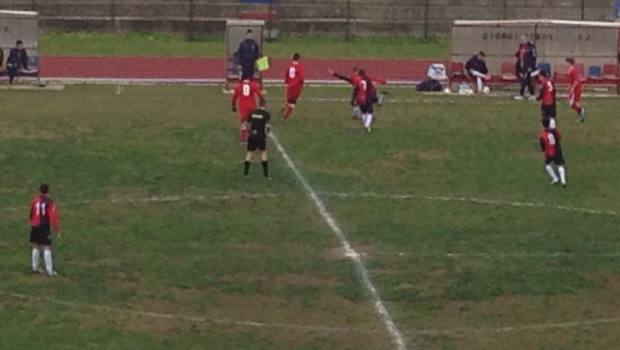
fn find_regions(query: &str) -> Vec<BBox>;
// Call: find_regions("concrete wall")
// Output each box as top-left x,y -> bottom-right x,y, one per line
0,0 -> 616,36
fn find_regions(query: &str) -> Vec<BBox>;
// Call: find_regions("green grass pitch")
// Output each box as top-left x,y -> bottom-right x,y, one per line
1,85 -> 619,349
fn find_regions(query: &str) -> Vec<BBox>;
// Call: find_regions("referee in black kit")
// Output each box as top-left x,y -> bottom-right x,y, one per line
244,100 -> 272,180
236,29 -> 261,80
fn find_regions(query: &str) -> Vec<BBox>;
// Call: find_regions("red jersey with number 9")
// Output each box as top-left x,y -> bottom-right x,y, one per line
30,195 -> 60,230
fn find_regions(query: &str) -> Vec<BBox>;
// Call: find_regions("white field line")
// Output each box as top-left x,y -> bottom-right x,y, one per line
373,251 -> 620,259
411,316 -> 620,337
321,192 -> 618,217
269,132 -> 408,350
4,289 -> 618,338
1,191 -> 616,218
0,193 -> 283,212
0,291 -> 376,334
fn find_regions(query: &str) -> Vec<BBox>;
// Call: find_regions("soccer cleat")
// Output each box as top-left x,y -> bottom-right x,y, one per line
562,183 -> 567,188
528,95 -> 537,101
514,95 -> 524,101
47,270 -> 58,277
366,126 -> 372,134
550,180 -> 559,186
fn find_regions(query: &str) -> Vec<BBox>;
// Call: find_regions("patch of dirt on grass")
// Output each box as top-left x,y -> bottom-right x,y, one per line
414,149 -> 451,161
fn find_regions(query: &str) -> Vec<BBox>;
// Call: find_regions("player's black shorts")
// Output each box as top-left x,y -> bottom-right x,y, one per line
247,135 -> 266,152
541,105 -> 556,118
360,102 -> 374,114
30,226 -> 52,246
545,151 -> 565,166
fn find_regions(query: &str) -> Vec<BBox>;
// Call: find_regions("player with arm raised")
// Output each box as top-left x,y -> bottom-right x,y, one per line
282,53 -> 305,121
566,58 -> 586,122
329,67 -> 362,119
539,118 -> 567,187
537,70 -> 557,130
244,100 -> 272,180
232,78 -> 265,144
355,69 -> 378,133
29,184 -> 61,276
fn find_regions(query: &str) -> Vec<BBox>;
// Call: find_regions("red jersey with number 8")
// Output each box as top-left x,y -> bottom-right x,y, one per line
233,79 -> 263,120
30,195 -> 60,230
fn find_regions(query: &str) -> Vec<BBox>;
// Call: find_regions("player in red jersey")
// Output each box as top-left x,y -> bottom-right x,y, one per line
29,184 -> 61,276
539,118 -> 567,187
232,78 -> 264,144
281,52 -> 305,121
566,57 -> 586,122
354,69 -> 379,133
537,70 -> 557,130
329,67 -> 386,120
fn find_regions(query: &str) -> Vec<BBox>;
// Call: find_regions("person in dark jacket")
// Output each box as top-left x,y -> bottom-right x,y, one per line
235,29 -> 261,80
465,51 -> 490,93
515,35 -> 538,100
7,40 -> 29,84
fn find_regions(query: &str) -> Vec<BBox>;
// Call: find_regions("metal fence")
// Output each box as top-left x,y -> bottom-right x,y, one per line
0,0 -> 616,38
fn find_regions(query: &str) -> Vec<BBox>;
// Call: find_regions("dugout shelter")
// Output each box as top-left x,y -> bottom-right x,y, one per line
0,10 -> 39,80
225,19 -> 265,91
452,19 -> 620,85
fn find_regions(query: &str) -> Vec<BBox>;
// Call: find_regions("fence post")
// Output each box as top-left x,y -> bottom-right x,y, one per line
580,0 -> 585,20
345,0 -> 352,41
502,0 -> 508,20
188,0 -> 195,41
110,0 -> 117,31
31,0 -> 37,11
423,0 -> 430,39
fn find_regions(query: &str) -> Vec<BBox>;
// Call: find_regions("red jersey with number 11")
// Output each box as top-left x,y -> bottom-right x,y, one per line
30,195 -> 60,230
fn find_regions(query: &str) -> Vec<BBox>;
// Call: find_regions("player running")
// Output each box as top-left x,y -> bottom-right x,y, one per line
539,118 -> 567,187
244,101 -> 272,179
537,70 -> 557,130
329,67 -> 386,120
282,52 -> 305,121
29,184 -> 61,276
354,69 -> 378,133
232,78 -> 265,144
566,57 -> 586,122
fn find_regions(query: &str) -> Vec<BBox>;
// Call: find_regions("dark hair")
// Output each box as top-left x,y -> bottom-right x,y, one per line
292,53 -> 300,60
246,29 -> 253,34
542,117 -> 550,128
16,40 -> 23,45
478,51 -> 486,57
565,57 -> 575,64
540,70 -> 550,78
358,69 -> 366,77
40,184 -> 49,194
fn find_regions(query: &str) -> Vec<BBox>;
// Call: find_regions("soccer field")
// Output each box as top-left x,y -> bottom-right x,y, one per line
1,85 -> 619,349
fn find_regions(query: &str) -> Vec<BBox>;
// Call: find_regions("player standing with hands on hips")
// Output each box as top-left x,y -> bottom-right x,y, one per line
29,184 -> 61,276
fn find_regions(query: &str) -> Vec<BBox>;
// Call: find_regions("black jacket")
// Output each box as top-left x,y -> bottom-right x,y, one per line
7,48 -> 28,69
236,38 -> 260,67
516,42 -> 537,71
465,55 -> 488,75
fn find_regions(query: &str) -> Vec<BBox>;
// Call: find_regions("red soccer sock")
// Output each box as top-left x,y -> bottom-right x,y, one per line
283,105 -> 294,120
240,127 -> 249,143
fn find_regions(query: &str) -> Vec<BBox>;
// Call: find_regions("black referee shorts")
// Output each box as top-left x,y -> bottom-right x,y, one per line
247,135 -> 267,152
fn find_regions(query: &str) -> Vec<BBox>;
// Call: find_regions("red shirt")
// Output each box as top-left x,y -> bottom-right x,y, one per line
29,195 -> 60,230
284,61 -> 305,88
568,64 -> 582,88
540,129 -> 561,157
355,77 -> 375,105
232,79 -> 262,111
539,78 -> 556,106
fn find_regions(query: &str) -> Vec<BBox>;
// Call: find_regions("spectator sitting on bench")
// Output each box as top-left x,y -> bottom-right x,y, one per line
7,40 -> 37,84
465,51 -> 490,93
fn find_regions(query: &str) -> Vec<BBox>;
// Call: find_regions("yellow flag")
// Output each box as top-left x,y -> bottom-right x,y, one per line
256,56 -> 270,71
